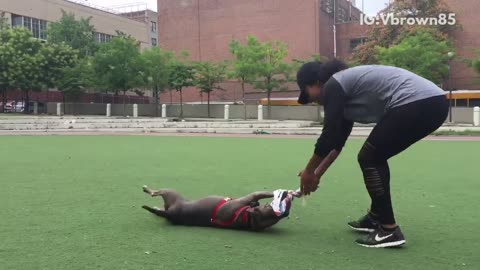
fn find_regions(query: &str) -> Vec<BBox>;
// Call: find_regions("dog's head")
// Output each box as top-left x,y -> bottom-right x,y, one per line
247,191 -> 295,231
247,204 -> 282,231
247,199 -> 293,231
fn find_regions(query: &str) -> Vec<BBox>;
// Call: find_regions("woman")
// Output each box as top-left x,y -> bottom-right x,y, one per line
296,60 -> 448,248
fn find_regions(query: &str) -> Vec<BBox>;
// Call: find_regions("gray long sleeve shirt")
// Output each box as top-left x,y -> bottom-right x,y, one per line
314,65 -> 446,157
332,65 -> 445,124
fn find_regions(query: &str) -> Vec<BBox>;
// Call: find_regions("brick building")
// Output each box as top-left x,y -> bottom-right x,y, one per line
445,0 -> 480,90
0,0 -> 158,49
0,0 -> 159,106
157,0 -> 479,103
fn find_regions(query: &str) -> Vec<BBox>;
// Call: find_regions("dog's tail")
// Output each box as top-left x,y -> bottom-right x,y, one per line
142,205 -> 169,219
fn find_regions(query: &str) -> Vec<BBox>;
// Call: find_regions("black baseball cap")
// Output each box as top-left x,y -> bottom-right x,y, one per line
297,60 -> 349,105
297,61 -> 323,105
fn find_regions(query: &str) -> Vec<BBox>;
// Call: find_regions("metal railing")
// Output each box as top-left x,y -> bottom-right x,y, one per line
65,0 -> 150,21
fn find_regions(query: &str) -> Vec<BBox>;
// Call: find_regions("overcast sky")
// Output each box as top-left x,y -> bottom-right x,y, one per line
359,0 -> 391,15
84,0 -> 389,15
82,0 -> 158,11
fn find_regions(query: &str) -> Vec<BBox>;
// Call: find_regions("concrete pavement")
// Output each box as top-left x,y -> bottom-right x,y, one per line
0,116 -> 478,136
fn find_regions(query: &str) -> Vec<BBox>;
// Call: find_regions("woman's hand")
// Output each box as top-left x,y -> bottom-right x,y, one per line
298,169 -> 320,196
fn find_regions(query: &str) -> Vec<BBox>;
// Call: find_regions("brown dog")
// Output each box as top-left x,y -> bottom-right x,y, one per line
142,185 -> 294,231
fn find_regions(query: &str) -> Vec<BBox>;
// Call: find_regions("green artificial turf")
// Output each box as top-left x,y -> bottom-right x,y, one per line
0,136 -> 479,270
434,130 -> 480,136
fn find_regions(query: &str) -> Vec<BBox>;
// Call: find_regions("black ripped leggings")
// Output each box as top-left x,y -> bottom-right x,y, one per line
358,95 -> 449,225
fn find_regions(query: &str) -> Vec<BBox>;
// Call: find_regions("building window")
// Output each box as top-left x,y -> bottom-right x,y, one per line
12,16 -> 22,27
32,18 -> 40,39
151,21 -> 157,33
94,32 -> 114,43
151,38 -> 157,46
40,20 -> 47,40
321,0 -> 334,15
11,14 -> 47,40
23,16 -> 31,30
337,7 -> 347,23
350,38 -> 367,51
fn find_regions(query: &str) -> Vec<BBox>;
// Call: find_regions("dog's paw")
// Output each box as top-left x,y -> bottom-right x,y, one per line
142,186 -> 152,195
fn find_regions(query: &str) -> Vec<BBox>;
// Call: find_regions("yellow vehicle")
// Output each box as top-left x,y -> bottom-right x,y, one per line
259,91 -> 480,107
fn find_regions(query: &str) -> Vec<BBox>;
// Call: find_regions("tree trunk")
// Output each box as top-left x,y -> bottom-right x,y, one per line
123,90 -> 127,117
63,92 -> 66,115
267,77 -> 272,119
267,89 -> 272,120
154,86 -> 159,117
207,91 -> 211,118
170,90 -> 173,104
24,90 -> 30,114
179,88 -> 184,119
1,87 -> 6,113
241,80 -> 247,120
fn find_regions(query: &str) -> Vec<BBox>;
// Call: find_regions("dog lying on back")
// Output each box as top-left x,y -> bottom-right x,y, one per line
142,185 -> 296,231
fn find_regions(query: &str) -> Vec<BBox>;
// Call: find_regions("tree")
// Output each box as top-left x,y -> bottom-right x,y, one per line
0,27 -> 77,113
377,29 -> 453,84
39,43 -> 79,89
39,42 -> 78,115
0,25 -> 11,111
351,0 -> 455,65
93,36 -> 144,116
57,58 -> 94,102
471,53 -> 480,75
0,28 -> 73,113
193,61 -> 227,118
0,11 -> 9,30
251,38 -> 291,119
141,47 -> 173,117
0,28 -> 42,113
168,54 -> 195,119
47,10 -> 98,58
228,36 -> 262,119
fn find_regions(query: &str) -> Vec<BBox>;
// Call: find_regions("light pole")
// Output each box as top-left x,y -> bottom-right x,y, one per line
333,0 -> 337,58
447,51 -> 455,123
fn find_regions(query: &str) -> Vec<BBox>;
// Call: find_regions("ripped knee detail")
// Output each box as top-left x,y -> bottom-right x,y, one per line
363,167 -> 385,196
358,143 -> 387,196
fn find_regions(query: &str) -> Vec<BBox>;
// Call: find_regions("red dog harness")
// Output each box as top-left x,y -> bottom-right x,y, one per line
211,198 -> 250,227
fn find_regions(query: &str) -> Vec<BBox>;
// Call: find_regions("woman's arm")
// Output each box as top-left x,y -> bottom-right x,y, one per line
300,150 -> 340,194
300,78 -> 353,194
314,149 -> 340,176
